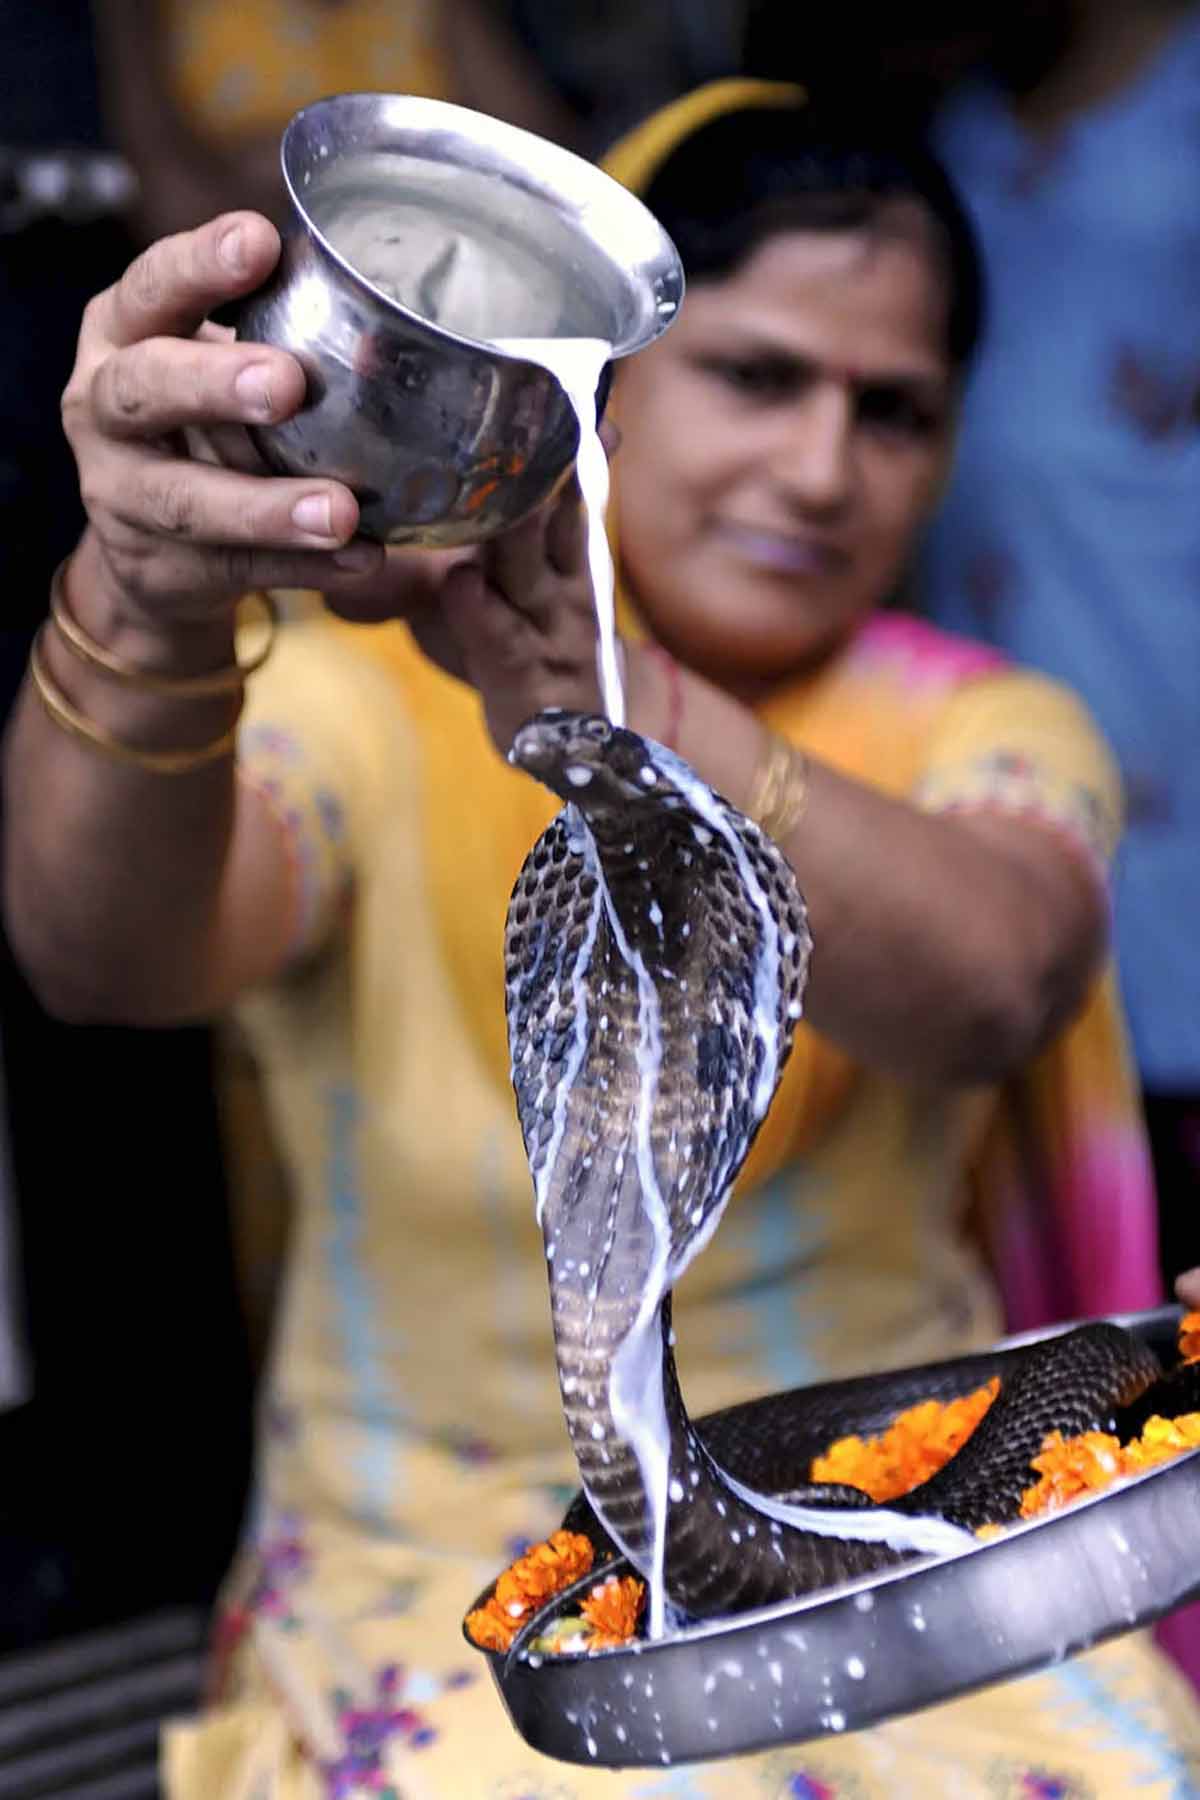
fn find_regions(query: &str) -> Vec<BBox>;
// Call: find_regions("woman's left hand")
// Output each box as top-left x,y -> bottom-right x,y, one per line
430,480 -> 605,754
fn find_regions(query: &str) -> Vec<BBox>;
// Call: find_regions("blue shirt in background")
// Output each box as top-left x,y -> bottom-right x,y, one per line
923,10 -> 1200,1089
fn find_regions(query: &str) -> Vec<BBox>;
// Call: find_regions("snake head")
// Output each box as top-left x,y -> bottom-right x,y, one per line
509,710 -> 678,814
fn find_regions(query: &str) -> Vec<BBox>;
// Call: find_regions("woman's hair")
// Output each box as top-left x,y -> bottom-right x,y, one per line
639,105 -> 984,371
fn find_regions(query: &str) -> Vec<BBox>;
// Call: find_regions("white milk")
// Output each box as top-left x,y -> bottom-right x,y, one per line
491,338 -> 624,725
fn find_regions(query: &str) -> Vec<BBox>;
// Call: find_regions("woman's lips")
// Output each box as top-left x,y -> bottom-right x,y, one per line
714,522 -> 849,576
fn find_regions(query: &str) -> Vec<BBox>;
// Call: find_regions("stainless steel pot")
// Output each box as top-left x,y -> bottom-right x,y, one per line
236,92 -> 683,545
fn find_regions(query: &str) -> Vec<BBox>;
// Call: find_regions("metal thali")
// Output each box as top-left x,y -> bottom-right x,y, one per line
466,1305 -> 1200,1768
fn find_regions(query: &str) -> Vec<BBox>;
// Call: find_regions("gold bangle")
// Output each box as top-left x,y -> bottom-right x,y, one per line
49,560 -> 276,696
29,628 -> 240,775
747,729 -> 810,843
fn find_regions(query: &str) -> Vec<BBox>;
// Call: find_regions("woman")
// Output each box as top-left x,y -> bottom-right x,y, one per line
6,79 -> 1197,1797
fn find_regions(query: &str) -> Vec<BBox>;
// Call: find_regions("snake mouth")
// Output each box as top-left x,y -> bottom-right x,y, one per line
509,710 -> 662,809
510,710 -> 611,769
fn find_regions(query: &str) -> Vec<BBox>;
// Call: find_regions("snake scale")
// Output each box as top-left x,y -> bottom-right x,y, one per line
503,710 -> 1184,1630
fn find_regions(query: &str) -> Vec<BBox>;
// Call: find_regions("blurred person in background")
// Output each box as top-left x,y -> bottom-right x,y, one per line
0,0 -> 252,1652
506,0 -> 747,152
93,0 -> 579,242
916,0 -> 1200,1297
743,0 -> 1200,1296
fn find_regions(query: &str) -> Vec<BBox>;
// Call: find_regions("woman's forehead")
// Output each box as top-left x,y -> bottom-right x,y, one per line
676,224 -> 952,384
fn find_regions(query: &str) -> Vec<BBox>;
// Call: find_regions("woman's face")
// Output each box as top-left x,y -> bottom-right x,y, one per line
611,212 -> 957,687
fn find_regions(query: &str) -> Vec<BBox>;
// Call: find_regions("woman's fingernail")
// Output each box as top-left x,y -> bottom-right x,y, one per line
333,540 -> 381,571
292,493 -> 333,538
219,224 -> 247,274
235,363 -> 274,418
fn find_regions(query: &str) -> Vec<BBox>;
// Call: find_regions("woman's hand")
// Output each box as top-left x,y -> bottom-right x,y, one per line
1176,1269 -> 1200,1310
60,209 -> 385,652
429,480 -> 607,754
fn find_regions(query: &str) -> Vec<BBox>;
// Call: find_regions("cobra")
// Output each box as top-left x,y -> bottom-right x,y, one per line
505,710 -> 1172,1635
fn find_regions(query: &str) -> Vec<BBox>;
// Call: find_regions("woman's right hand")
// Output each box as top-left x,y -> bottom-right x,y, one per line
60,209 -> 385,646
1176,1269 -> 1200,1310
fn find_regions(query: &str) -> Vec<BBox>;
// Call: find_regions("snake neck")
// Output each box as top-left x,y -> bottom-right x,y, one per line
552,1278 -> 896,1622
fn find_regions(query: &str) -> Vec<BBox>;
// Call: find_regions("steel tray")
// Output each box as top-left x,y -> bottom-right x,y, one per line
466,1306 -> 1200,1768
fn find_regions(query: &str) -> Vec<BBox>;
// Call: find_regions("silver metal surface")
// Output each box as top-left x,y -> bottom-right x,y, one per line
235,93 -> 683,544
470,1307 -> 1200,1768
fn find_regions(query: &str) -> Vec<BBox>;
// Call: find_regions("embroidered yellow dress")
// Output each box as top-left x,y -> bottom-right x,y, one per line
162,603 -> 1200,1800
161,0 -> 454,144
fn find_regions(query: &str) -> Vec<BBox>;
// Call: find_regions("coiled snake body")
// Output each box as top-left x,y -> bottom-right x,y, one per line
505,711 -> 1171,1628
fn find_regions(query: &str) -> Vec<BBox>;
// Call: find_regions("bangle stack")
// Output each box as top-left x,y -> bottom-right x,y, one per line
28,560 -> 276,775
747,729 -> 810,844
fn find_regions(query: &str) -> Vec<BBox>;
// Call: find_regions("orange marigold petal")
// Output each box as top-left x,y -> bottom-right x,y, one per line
810,1378 -> 1000,1503
1125,1412 -> 1200,1465
581,1574 -> 645,1649
1018,1413 -> 1200,1521
1019,1429 -> 1123,1519
465,1604 -> 519,1652
1178,1313 -> 1200,1365
465,1531 -> 596,1651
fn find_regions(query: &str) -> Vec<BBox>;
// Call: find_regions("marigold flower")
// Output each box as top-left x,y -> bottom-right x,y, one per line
810,1378 -> 1000,1502
1178,1313 -> 1200,1365
580,1574 -> 645,1650
1018,1430 -> 1122,1518
1121,1412 -> 1200,1472
465,1530 -> 595,1651
1018,1413 -> 1200,1520
1014,1315 -> 1200,1523
464,1606 -> 517,1653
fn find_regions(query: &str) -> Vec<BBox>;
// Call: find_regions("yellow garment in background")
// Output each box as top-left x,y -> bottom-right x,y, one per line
162,0 -> 453,142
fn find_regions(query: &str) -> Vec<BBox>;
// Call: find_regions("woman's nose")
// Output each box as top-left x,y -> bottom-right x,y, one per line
771,386 -> 854,511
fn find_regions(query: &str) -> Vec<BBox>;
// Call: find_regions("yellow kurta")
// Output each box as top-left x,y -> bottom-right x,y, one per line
162,0 -> 454,142
163,606 -> 1200,1797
